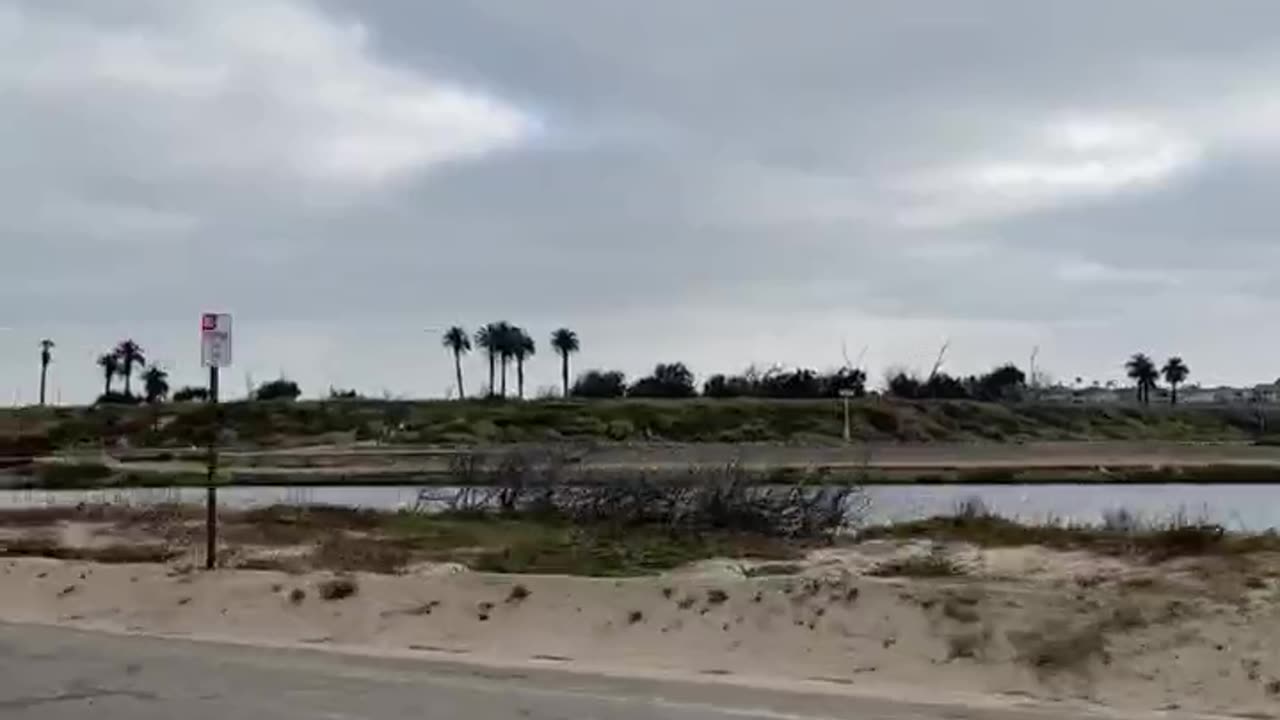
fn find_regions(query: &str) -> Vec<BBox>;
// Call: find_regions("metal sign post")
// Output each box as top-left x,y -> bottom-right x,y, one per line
201,313 -> 232,570
838,389 -> 857,444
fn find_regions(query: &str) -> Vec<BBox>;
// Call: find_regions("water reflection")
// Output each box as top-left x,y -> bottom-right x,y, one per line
0,484 -> 1267,530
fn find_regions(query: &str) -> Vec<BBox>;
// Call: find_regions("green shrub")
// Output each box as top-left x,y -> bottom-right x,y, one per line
606,419 -> 635,441
35,462 -> 114,489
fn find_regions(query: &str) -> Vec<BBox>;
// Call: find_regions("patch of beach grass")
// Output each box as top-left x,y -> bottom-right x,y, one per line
858,497 -> 1280,561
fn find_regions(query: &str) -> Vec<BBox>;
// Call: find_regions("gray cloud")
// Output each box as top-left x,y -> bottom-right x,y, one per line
5,0 -> 1280,403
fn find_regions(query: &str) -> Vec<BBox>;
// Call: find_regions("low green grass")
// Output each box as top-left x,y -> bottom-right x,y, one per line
222,506 -> 802,577
27,461 -> 114,489
857,502 -> 1280,561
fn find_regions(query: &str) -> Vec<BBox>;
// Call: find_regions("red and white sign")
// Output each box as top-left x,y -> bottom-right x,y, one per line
201,313 -> 233,368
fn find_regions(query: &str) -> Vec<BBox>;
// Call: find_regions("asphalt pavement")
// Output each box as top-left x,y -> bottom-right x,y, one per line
0,623 -> 1133,720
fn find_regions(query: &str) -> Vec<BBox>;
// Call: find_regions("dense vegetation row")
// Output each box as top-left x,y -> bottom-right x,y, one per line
4,397 -> 1279,455
31,325 -> 1193,409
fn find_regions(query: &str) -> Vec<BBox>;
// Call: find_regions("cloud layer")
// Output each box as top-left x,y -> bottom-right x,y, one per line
4,0 -> 1280,402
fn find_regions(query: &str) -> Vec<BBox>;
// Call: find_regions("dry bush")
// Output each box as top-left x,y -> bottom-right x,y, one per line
425,452 -> 867,541
317,576 -> 358,601
946,629 -> 991,660
1137,522 -> 1227,561
1101,508 -> 1141,533
237,555 -> 308,574
1008,620 -> 1109,675
396,600 -> 440,616
942,595 -> 982,623
952,495 -> 990,520
744,562 -> 805,577
310,534 -> 411,574
238,505 -> 385,532
1106,603 -> 1148,631
869,547 -> 963,578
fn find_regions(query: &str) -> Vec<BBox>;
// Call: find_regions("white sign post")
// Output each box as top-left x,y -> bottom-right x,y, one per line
200,313 -> 231,570
201,313 -> 233,368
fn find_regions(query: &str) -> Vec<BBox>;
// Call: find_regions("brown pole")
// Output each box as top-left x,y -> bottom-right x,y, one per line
205,365 -> 219,570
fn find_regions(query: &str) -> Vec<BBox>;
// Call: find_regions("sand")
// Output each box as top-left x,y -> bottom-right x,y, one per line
2,540 -> 1279,718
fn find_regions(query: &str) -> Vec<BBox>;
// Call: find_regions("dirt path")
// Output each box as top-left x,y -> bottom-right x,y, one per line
68,442 -> 1280,485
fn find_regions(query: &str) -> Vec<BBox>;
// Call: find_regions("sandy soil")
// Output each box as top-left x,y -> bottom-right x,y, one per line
2,537 -> 1280,718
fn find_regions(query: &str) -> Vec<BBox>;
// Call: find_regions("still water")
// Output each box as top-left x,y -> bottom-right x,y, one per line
0,484 -> 1274,530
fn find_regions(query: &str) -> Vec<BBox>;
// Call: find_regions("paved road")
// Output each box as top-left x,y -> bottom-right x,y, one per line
0,623 -> 1122,720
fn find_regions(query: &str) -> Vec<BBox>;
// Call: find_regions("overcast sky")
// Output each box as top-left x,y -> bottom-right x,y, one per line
4,0 -> 1280,403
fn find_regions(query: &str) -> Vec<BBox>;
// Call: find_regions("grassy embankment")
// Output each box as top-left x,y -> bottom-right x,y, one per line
5,398 -> 1280,448
6,399 -> 1280,488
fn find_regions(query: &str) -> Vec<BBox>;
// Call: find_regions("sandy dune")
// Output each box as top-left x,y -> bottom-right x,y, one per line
2,542 -> 1279,718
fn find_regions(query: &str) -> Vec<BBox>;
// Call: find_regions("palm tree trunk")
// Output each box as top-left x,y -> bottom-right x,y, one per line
454,350 -> 466,400
487,352 -> 496,398
500,358 -> 508,398
39,362 -> 48,407
1171,382 -> 1178,405
123,362 -> 133,397
517,358 -> 525,399
103,372 -> 112,396
561,352 -> 570,397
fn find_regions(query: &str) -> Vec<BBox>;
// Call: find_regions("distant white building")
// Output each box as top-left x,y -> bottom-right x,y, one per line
1179,386 -> 1222,405
1253,384 -> 1280,404
1165,384 -> 1280,405
1031,381 -> 1280,406
1072,387 -> 1129,404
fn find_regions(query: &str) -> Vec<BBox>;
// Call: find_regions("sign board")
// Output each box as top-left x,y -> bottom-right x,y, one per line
201,313 -> 233,368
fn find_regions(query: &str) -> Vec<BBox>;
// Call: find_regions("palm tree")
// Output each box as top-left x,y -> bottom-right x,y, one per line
113,339 -> 146,397
141,366 -> 170,404
494,321 -> 518,398
1161,356 -> 1190,405
442,326 -> 471,400
512,328 -> 535,399
1125,352 -> 1159,405
97,353 -> 120,396
550,328 -> 579,398
475,323 -> 500,398
38,339 -> 54,406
